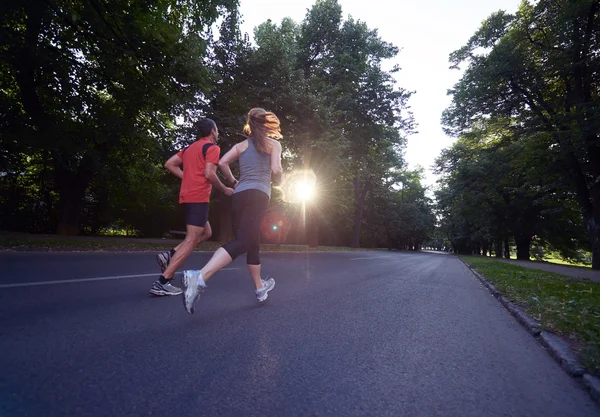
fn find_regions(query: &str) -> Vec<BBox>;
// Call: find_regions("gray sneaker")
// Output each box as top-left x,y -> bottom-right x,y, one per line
256,277 -> 275,302
182,270 -> 206,314
157,251 -> 172,273
149,280 -> 182,296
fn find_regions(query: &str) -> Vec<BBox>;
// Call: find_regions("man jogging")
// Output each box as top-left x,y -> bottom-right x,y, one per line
149,118 -> 234,296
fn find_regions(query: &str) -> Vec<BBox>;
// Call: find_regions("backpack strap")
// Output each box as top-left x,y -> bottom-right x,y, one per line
202,143 -> 215,159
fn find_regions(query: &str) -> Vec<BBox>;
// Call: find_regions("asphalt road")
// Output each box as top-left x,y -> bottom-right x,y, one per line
0,251 -> 598,417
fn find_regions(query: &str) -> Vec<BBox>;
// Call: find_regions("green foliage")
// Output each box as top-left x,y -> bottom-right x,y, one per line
1,0 -> 434,247
0,0 -> 237,235
435,124 -> 589,259
204,0 -> 429,248
441,0 -> 600,268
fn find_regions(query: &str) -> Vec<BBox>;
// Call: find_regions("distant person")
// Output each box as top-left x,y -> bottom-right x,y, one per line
181,108 -> 283,313
149,118 -> 234,296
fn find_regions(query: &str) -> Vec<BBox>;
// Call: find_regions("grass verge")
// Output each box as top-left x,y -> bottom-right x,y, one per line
0,236 -> 367,253
460,255 -> 600,375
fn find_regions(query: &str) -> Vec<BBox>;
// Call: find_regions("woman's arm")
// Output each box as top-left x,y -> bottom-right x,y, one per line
270,140 -> 283,176
270,140 -> 283,184
218,142 -> 242,186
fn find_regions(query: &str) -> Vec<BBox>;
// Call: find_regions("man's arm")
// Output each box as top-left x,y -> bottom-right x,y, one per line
164,154 -> 183,179
205,162 -> 234,196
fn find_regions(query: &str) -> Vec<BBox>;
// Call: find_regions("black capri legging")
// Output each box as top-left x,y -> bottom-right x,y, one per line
223,189 -> 269,265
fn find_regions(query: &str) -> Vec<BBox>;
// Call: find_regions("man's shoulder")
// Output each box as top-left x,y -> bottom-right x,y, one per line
187,139 -> 218,151
198,138 -> 218,147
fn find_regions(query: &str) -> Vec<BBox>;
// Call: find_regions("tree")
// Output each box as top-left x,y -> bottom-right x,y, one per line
443,0 -> 600,268
296,0 -> 415,247
0,0 -> 236,235
435,124 -> 589,261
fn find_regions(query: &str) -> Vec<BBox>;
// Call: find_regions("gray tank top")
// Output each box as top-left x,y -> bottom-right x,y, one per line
234,138 -> 272,198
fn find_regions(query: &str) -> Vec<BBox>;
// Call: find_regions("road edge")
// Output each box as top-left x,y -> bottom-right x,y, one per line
458,257 -> 600,405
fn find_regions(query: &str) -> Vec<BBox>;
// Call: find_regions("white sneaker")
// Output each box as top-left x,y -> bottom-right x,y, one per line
255,277 -> 275,302
182,270 -> 205,314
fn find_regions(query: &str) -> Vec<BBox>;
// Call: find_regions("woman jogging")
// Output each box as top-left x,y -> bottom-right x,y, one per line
182,108 -> 284,314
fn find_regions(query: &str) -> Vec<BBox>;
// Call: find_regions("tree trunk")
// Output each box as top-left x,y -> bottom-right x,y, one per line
504,239 -> 510,259
56,184 -> 85,236
585,166 -> 600,270
351,204 -> 362,248
482,241 -> 489,257
495,240 -> 502,258
584,214 -> 600,270
515,235 -> 531,260
565,152 -> 600,269
218,194 -> 233,242
54,161 -> 92,236
351,176 -> 368,248
307,205 -> 319,247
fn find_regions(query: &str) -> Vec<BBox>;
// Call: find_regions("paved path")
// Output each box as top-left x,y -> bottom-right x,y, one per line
495,258 -> 600,282
0,251 -> 598,416
421,250 -> 600,282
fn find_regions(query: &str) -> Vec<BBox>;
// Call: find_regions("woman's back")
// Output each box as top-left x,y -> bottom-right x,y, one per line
235,138 -> 272,197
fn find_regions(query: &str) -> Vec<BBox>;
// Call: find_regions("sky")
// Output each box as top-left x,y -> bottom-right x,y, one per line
237,0 -> 524,188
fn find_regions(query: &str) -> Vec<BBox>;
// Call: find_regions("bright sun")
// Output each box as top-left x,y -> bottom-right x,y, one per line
295,182 -> 314,201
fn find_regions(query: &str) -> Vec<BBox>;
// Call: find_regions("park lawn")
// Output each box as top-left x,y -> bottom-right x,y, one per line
460,255 -> 600,375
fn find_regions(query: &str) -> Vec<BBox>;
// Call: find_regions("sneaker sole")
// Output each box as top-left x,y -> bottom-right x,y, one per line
257,281 -> 275,302
149,289 -> 182,296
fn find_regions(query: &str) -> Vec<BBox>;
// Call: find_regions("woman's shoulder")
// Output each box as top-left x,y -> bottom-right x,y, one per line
265,137 -> 281,150
236,139 -> 249,152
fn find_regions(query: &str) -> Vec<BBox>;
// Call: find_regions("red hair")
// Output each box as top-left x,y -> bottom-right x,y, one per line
242,108 -> 282,153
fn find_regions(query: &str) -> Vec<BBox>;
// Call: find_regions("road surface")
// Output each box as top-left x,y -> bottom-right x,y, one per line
0,251 -> 597,416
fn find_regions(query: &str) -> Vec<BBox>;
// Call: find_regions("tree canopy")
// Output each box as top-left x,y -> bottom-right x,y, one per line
439,0 -> 599,268
1,0 -> 435,249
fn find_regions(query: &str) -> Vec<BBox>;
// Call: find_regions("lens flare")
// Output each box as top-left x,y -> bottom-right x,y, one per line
295,182 -> 314,201
278,169 -> 317,204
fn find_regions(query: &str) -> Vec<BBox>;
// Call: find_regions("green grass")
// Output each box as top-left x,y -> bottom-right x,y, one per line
460,255 -> 600,375
0,236 -> 369,252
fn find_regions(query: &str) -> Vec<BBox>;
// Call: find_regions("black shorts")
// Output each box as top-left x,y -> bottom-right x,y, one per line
183,203 -> 209,227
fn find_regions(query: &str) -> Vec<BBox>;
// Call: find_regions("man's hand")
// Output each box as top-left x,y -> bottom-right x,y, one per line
223,187 -> 234,196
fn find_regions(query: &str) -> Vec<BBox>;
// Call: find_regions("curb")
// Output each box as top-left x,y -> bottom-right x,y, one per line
459,257 -> 600,405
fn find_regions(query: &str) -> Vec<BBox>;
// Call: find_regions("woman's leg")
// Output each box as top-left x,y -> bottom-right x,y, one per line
244,191 -> 270,290
247,264 -> 263,290
199,247 -> 233,283
197,195 -> 245,283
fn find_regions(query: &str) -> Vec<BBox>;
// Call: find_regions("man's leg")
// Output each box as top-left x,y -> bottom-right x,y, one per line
150,203 -> 210,296
162,223 -> 205,278
157,222 -> 212,272
149,224 -> 204,296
